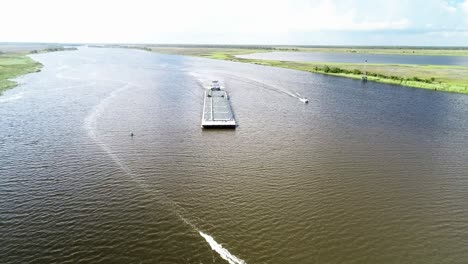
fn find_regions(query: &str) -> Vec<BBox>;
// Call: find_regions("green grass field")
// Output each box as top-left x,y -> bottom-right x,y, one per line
241,60 -> 468,94
0,53 -> 42,93
0,46 -> 78,94
148,46 -> 468,94
3,44 -> 467,95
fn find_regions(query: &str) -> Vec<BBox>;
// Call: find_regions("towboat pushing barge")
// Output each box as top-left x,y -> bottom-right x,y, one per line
202,81 -> 236,128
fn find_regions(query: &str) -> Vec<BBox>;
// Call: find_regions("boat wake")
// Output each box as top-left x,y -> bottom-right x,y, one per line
287,91 -> 308,103
0,92 -> 24,103
200,232 -> 246,264
83,80 -> 246,264
222,73 -> 309,103
189,72 -> 226,90
83,82 -> 152,190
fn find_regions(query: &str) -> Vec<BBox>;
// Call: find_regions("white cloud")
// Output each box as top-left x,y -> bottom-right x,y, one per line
0,0 -> 466,44
462,0 -> 468,17
463,0 -> 468,11
441,1 -> 457,13
426,30 -> 468,38
278,0 -> 410,32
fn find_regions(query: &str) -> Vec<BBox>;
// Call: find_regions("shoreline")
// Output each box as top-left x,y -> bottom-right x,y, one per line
0,47 -> 77,94
3,45 -> 467,95
228,58 -> 468,94
142,46 -> 468,95
0,53 -> 42,94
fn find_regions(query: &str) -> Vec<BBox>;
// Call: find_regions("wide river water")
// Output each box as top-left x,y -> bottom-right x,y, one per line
238,51 -> 468,66
1,47 -> 468,264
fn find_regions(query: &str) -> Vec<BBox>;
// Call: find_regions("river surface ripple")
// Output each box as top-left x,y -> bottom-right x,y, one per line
1,47 -> 468,264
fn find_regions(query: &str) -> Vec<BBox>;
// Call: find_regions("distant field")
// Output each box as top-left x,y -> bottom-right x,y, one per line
146,46 -> 468,94
289,47 -> 468,56
143,45 -> 468,56
0,53 -> 42,93
143,46 -> 270,58
246,60 -> 468,94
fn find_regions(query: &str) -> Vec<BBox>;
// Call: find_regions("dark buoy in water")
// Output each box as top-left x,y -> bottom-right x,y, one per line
130,132 -> 134,137
362,59 -> 368,82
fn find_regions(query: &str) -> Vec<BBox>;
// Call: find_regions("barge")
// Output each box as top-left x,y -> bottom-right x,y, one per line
202,81 -> 236,128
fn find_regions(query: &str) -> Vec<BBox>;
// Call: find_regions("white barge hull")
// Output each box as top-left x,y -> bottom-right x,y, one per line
202,90 -> 236,128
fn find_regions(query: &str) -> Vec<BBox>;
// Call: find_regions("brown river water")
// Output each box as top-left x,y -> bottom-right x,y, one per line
1,47 -> 468,263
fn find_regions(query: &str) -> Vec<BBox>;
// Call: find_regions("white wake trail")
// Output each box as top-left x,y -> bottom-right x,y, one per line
222,73 -> 309,103
199,232 -> 246,264
83,82 -> 152,191
83,81 -> 246,264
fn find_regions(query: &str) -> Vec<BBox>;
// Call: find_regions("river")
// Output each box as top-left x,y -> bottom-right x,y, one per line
1,47 -> 468,263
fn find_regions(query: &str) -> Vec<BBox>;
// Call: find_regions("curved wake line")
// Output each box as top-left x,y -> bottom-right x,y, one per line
190,71 -> 307,103
200,232 -> 246,264
222,73 -> 307,103
83,81 -> 246,264
0,92 -> 23,103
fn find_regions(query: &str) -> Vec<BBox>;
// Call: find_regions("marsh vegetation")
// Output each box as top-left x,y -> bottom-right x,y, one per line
0,54 -> 42,93
0,45 -> 76,94
144,45 -> 468,94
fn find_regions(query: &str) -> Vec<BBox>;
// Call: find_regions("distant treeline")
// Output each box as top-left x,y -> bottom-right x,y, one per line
119,45 -> 152,51
145,44 -> 299,51
30,47 -> 77,54
85,43 -> 468,51
89,45 -> 152,51
89,44 -> 300,52
144,44 -> 468,50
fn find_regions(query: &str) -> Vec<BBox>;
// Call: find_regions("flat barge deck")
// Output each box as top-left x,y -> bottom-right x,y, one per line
202,81 -> 236,128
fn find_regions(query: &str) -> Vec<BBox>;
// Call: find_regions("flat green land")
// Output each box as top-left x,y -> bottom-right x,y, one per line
146,46 -> 468,94
0,46 -> 77,94
0,53 -> 42,93
136,45 -> 468,56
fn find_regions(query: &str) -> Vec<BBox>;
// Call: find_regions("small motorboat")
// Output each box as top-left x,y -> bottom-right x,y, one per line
300,98 -> 309,104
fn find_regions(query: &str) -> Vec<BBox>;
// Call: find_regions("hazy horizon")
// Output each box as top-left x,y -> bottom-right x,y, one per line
3,42 -> 468,48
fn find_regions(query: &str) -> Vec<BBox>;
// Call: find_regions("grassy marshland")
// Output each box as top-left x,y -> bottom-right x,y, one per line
0,46 -> 77,94
146,46 -> 468,94
0,53 -> 42,93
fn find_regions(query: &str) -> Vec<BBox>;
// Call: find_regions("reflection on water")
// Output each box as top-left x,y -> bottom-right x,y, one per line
238,51 -> 468,66
1,47 -> 468,264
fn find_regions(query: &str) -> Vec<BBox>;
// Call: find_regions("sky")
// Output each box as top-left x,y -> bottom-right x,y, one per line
1,0 -> 468,46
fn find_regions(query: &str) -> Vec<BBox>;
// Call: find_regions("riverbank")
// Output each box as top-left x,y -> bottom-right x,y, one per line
0,47 -> 77,94
146,46 -> 468,94
234,59 -> 468,94
0,53 -> 42,93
